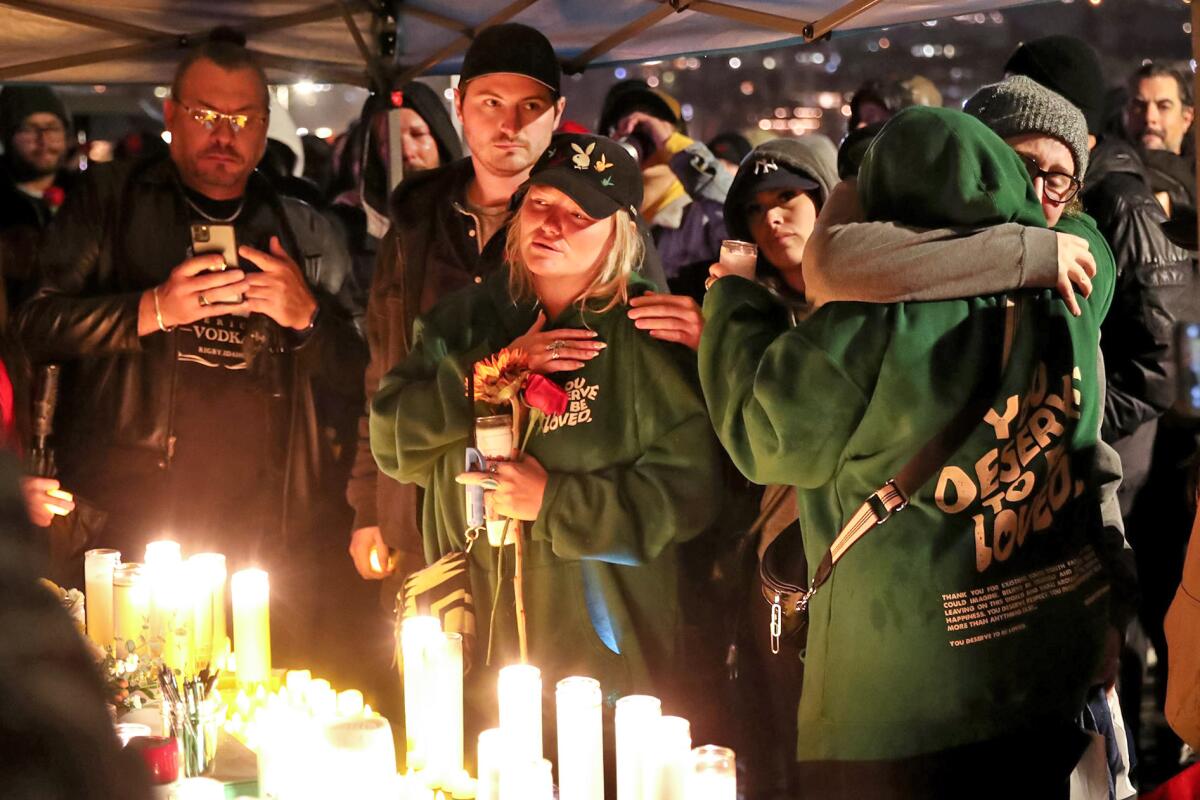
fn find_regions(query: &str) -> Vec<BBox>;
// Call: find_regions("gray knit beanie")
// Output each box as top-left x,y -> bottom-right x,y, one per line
964,74 -> 1088,180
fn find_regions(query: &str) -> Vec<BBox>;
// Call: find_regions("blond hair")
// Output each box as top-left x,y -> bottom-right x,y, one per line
504,201 -> 644,314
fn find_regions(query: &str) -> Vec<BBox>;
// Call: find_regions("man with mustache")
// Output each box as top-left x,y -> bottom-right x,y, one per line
17,28 -> 362,669
1126,63 -> 1194,157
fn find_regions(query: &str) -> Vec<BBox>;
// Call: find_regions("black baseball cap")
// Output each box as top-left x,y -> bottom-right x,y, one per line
739,153 -> 821,196
597,79 -> 683,137
525,133 -> 642,219
460,23 -> 561,96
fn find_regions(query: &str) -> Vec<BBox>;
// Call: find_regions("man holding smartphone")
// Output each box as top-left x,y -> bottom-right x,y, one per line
17,28 -> 363,669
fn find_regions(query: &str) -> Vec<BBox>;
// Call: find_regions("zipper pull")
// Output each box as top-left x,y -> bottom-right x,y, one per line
770,593 -> 783,655
725,643 -> 738,681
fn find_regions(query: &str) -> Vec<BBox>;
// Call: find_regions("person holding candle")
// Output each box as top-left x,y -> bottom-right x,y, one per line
371,132 -> 723,741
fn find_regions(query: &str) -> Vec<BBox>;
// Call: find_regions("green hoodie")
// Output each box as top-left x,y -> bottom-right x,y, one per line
700,107 -> 1115,761
371,266 -> 722,709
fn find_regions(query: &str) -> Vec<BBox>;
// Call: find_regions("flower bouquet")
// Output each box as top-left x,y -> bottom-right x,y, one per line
471,348 -> 568,663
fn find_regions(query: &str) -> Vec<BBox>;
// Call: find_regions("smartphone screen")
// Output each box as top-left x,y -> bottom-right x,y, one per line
190,223 -> 238,270
189,223 -> 244,307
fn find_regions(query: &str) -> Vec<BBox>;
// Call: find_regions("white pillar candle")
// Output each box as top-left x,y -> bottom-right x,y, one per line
687,745 -> 736,800
308,678 -> 337,719
175,777 -> 224,800
337,689 -> 364,718
476,728 -> 504,800
475,414 -> 517,546
498,664 -> 542,763
177,777 -> 225,800
657,716 -> 692,800
474,415 -> 513,459
500,758 -> 553,800
144,540 -> 182,651
112,562 -> 149,657
556,676 -> 603,800
187,553 -> 225,670
428,632 -> 464,783
615,694 -> 661,800
285,669 -> 311,707
84,548 -> 120,650
231,568 -> 271,686
320,716 -> 397,798
400,616 -> 442,771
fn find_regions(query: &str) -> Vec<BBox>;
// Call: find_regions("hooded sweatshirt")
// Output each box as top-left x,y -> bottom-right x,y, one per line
722,136 -> 838,318
723,135 -> 840,244
371,266 -> 722,710
700,106 -> 1115,762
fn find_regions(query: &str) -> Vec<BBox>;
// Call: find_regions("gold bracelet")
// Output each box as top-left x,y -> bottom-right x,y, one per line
153,287 -> 173,332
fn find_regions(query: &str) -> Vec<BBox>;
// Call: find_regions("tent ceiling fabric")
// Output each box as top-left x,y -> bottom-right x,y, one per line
0,0 -> 1043,86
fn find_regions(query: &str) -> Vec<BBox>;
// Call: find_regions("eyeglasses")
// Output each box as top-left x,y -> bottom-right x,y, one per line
14,123 -> 66,140
179,103 -> 267,135
1019,154 -> 1082,205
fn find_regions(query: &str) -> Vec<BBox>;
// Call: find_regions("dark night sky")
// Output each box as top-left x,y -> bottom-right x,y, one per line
558,0 -> 1193,143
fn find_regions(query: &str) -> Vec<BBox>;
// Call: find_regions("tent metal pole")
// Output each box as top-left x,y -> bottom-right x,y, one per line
0,0 -> 374,82
803,0 -> 884,41
393,0 -> 543,85
337,0 -> 388,90
687,1 -> 810,38
0,0 -> 168,40
563,3 -> 677,74
0,41 -> 174,81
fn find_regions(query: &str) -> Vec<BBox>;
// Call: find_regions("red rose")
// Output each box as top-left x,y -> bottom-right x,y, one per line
523,374 -> 568,416
43,186 -> 65,209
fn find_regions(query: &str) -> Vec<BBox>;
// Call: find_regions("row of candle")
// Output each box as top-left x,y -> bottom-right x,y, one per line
225,668 -> 403,799
84,541 -> 272,687
480,669 -> 735,800
398,616 -> 736,800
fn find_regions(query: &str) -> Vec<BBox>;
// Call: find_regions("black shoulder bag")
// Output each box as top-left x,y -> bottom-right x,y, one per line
761,301 -> 1018,655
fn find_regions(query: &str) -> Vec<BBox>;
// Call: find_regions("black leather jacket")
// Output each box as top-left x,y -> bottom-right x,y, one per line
15,156 -> 364,542
1084,138 -> 1195,442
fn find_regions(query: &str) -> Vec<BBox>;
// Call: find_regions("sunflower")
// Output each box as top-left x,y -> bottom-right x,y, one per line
473,348 -> 531,407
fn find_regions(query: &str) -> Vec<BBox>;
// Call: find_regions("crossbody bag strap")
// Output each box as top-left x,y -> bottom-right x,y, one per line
801,300 -> 1020,612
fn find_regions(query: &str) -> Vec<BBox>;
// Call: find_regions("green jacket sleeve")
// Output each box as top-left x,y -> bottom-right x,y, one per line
369,314 -> 494,487
1055,211 -> 1115,321
699,277 -> 883,489
532,337 -> 722,565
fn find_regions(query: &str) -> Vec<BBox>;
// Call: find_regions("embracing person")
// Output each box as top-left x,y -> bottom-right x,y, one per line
701,103 -> 1116,798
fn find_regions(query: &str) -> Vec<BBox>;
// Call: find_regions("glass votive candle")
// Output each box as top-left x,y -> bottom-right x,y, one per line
687,745 -> 736,800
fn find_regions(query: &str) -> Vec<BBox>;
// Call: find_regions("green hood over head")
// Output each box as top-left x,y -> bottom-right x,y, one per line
859,105 -> 1045,230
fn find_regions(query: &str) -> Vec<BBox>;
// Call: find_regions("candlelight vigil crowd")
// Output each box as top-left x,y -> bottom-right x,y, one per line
4,16 -> 1200,800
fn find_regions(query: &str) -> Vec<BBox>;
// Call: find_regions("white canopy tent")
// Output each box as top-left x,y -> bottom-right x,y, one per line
0,0 -> 1046,87
0,0 -> 1193,244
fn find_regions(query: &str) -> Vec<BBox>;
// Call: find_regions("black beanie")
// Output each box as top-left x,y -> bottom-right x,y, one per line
0,86 -> 70,142
1004,35 -> 1104,136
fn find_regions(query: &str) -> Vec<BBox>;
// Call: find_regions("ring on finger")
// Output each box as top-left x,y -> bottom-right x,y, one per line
199,293 -> 210,306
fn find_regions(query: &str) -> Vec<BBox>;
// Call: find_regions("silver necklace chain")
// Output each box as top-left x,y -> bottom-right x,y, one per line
185,193 -> 245,224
